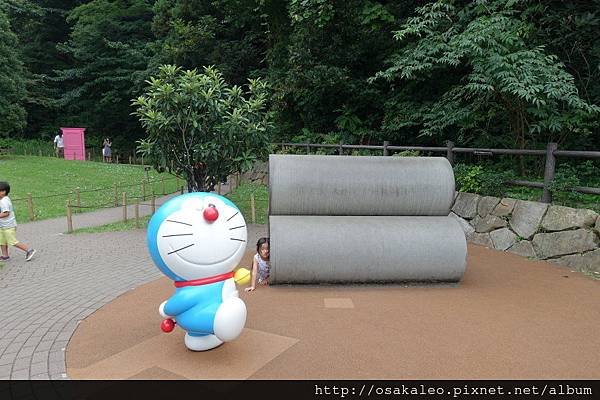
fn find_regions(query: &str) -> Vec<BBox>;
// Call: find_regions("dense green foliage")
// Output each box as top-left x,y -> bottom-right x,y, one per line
375,0 -> 599,150
0,6 -> 27,137
133,65 -> 271,192
1,0 -> 599,159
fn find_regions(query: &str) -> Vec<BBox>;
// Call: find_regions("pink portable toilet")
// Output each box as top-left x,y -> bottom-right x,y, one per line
61,127 -> 86,160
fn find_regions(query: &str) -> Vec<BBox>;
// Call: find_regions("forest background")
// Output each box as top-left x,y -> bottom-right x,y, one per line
1,0 -> 599,167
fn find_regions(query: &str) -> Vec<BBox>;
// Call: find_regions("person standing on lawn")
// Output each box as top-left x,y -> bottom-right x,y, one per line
54,130 -> 64,158
0,182 -> 36,261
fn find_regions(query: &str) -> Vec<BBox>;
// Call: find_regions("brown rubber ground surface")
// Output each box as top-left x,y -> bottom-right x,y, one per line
66,244 -> 600,380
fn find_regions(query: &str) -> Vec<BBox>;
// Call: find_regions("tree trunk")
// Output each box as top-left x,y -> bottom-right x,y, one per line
186,163 -> 219,193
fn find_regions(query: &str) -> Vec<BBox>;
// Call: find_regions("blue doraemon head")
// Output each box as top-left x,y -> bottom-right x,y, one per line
147,192 -> 247,282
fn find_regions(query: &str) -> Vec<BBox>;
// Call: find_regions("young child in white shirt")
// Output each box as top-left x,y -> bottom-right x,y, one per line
0,182 -> 36,261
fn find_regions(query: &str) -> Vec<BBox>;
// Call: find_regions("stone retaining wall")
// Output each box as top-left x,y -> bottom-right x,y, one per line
241,161 -> 269,185
451,193 -> 600,274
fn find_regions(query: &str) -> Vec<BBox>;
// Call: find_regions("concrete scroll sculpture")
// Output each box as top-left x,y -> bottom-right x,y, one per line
269,155 -> 456,216
268,155 -> 467,284
147,192 -> 248,351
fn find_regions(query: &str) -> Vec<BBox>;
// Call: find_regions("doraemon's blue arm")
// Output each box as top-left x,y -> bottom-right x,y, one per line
162,289 -> 201,317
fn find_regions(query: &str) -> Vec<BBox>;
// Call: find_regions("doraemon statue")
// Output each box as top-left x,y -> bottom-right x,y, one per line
147,192 -> 247,351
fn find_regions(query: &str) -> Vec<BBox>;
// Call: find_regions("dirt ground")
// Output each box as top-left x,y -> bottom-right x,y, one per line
66,244 -> 600,380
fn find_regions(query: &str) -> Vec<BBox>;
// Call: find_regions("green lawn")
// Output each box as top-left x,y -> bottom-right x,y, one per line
73,215 -> 153,234
0,155 -> 182,221
225,182 -> 269,225
72,181 -> 269,234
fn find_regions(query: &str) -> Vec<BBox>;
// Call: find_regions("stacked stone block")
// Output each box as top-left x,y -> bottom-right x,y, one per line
451,193 -> 600,274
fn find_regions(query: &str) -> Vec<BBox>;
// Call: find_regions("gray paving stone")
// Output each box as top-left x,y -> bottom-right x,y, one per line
16,346 -> 36,358
10,368 -> 29,380
4,343 -> 24,354
0,353 -> 17,366
0,364 -> 12,377
35,340 -> 54,352
30,373 -> 51,380
49,351 -> 65,363
48,361 -> 65,375
30,362 -> 48,376
13,357 -> 32,370
31,351 -> 49,364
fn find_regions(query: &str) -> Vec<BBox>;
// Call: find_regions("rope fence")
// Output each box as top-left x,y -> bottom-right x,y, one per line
63,172 -> 269,232
11,176 -> 185,222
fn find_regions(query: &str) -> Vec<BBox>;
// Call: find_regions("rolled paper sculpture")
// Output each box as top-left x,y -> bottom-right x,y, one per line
269,155 -> 455,216
147,192 -> 248,351
269,216 -> 467,284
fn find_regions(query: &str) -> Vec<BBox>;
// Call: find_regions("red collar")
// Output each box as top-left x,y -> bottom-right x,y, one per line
174,271 -> 234,288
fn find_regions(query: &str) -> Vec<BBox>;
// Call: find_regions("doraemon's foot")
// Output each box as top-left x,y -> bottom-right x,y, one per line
214,297 -> 247,341
184,333 -> 223,351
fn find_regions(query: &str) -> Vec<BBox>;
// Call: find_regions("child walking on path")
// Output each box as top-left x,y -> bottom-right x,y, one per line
245,237 -> 270,292
0,182 -> 36,261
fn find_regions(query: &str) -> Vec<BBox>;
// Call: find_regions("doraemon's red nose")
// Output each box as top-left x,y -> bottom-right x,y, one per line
203,204 -> 219,222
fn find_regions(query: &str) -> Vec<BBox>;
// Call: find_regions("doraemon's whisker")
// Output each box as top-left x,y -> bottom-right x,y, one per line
226,212 -> 239,222
230,238 -> 246,242
167,219 -> 193,227
228,225 -> 246,230
167,243 -> 195,255
162,233 -> 194,238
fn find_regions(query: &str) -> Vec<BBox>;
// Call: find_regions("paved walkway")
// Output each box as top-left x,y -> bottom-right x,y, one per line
0,190 -> 216,380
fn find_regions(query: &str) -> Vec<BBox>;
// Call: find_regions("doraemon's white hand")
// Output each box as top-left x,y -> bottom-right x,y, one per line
213,297 -> 247,341
159,301 -> 168,318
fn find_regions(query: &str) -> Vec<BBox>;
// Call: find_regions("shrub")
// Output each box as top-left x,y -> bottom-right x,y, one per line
454,163 -> 514,197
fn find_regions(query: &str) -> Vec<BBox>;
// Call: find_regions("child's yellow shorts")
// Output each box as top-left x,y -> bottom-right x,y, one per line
0,228 -> 19,246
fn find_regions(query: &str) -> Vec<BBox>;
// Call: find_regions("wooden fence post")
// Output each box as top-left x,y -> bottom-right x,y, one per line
251,193 -> 256,224
542,142 -> 558,203
116,155 -> 119,164
87,151 -> 91,161
27,193 -> 35,221
306,142 -> 310,154
114,183 -> 118,206
135,200 -> 140,229
446,141 -> 455,165
142,179 -> 146,201
338,141 -> 344,155
122,192 -> 127,222
129,155 -> 132,164
66,199 -> 73,233
383,141 -> 389,156
151,193 -> 156,214
217,182 -> 221,195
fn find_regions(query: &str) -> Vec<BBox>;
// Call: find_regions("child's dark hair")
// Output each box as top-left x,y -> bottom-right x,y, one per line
0,182 -> 10,195
256,237 -> 269,252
